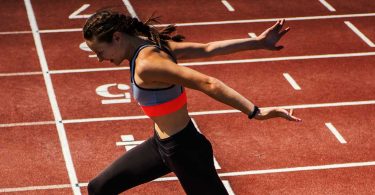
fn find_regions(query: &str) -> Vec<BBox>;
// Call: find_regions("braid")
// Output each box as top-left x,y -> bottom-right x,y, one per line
83,9 -> 185,47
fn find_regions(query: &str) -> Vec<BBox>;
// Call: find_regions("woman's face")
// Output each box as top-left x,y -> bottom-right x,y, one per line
85,33 -> 126,66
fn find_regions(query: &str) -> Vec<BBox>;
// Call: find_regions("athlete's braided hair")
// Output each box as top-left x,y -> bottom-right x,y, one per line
83,10 -> 185,47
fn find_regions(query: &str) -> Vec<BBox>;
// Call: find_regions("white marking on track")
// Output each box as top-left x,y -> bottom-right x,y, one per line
222,180 -> 236,195
4,161 -> 374,193
156,12 -> 375,27
24,0 -> 81,194
283,73 -> 301,90
3,12 -> 375,35
122,0 -> 138,19
1,100 -> 374,127
68,4 -> 92,19
325,122 -> 347,144
344,21 -> 375,47
0,121 -> 55,128
248,32 -> 257,38
0,30 -> 31,35
39,28 -> 81,33
1,51 -> 372,77
318,0 -> 336,12
59,100 -> 375,124
179,51 -> 375,66
14,51 -> 375,76
49,67 -> 129,74
221,0 -> 235,12
0,72 -> 42,77
0,184 -> 72,193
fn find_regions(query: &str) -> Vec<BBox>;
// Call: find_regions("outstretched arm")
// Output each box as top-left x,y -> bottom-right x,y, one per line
136,46 -> 301,122
167,19 -> 290,60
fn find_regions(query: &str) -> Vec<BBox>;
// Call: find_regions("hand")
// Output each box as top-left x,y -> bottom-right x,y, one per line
257,19 -> 290,51
254,107 -> 302,122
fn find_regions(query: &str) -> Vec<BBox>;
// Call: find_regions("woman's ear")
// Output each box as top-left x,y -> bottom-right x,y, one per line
113,31 -> 122,43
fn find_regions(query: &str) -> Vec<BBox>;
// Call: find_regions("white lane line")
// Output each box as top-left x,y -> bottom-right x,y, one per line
60,100 -> 375,124
1,51 -> 374,77
3,161 -> 374,192
179,51 -> 375,66
325,122 -> 347,144
219,161 -> 375,177
2,12 -> 375,35
283,73 -> 301,90
39,28 -> 81,33
221,0 -> 235,12
156,12 -> 375,27
344,21 -> 375,47
222,180 -> 235,195
23,0 -> 81,194
318,0 -> 336,12
49,67 -> 129,74
0,184 -> 72,193
122,0 -> 138,19
0,72 -> 42,77
1,100 -> 374,128
0,30 -> 32,35
0,121 -> 55,128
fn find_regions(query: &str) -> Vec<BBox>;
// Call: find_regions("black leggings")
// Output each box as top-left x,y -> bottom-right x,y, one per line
87,118 -> 229,195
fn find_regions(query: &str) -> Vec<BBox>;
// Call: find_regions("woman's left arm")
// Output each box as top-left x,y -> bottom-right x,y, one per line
168,19 -> 290,59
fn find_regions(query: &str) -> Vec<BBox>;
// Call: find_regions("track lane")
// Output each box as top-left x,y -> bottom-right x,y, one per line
0,125 -> 70,188
0,75 -> 54,124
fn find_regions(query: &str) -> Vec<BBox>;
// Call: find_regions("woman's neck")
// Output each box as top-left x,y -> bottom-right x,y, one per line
124,36 -> 152,61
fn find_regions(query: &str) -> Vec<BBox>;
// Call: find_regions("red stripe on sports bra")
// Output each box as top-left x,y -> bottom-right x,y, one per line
140,90 -> 187,117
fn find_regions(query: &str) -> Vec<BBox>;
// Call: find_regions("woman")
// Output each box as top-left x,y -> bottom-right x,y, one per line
83,10 -> 302,195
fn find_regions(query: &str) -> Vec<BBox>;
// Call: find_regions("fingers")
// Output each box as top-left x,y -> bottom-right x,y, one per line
288,109 -> 302,122
270,20 -> 280,30
289,115 -> 302,122
280,27 -> 290,37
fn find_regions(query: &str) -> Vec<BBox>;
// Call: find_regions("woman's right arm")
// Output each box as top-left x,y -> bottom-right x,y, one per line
136,47 -> 302,122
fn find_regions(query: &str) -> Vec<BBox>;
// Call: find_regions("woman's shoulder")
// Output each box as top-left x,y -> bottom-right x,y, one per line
136,43 -> 176,64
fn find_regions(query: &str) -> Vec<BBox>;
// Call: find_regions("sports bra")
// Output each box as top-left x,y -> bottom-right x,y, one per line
129,43 -> 187,117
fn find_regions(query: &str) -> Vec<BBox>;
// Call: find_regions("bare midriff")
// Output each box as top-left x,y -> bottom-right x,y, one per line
151,104 -> 191,139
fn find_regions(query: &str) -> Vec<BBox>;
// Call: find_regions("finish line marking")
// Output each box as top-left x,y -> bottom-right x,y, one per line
24,0 -> 80,194
2,161 -> 374,193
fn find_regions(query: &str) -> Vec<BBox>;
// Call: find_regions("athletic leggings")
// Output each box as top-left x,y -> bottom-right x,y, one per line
87,118 -> 229,195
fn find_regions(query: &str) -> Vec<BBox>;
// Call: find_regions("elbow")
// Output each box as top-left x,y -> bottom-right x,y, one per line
204,43 -> 216,57
205,77 -> 221,94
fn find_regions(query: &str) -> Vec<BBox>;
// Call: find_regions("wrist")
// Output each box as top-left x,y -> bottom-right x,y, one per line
255,36 -> 267,49
248,105 -> 260,119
